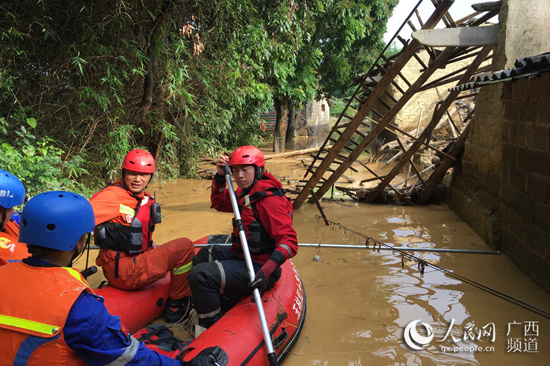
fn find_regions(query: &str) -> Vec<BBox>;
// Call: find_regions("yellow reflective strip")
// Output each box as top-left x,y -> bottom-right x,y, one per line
63,267 -> 86,285
0,314 -> 59,335
119,204 -> 135,216
171,261 -> 193,275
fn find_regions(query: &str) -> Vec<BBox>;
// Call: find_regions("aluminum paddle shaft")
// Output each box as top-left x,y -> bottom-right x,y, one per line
224,165 -> 278,366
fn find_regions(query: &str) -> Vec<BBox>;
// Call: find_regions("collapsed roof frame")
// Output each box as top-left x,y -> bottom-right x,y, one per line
293,0 -> 500,208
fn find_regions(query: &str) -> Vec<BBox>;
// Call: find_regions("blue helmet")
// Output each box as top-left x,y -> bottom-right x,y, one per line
19,191 -> 95,251
0,169 -> 25,208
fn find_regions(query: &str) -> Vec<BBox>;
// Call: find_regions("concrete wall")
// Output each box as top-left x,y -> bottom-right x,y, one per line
260,99 -> 329,136
448,0 -> 550,291
297,99 -> 331,136
496,0 -> 550,69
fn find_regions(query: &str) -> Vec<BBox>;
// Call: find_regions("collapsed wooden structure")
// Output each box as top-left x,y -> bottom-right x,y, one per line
293,0 -> 501,208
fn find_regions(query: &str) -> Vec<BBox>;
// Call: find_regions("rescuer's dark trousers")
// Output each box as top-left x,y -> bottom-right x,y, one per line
188,245 -> 261,328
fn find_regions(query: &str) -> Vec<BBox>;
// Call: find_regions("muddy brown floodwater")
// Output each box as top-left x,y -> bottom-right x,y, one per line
77,147 -> 550,366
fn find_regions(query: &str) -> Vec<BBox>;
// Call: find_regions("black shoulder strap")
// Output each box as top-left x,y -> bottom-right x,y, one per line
246,187 -> 288,220
248,187 -> 286,203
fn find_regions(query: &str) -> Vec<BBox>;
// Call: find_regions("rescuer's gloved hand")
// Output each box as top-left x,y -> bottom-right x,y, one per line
179,346 -> 228,366
250,259 -> 278,297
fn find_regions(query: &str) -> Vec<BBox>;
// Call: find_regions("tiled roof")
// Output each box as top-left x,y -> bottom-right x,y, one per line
449,52 -> 550,91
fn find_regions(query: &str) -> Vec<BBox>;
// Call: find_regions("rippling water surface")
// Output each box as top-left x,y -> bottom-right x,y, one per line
79,146 -> 550,366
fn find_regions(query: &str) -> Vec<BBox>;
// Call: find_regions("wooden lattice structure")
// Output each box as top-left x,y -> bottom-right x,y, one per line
293,0 -> 500,208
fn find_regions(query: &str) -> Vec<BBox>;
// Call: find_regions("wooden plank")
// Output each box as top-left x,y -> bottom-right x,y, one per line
264,146 -> 332,160
435,88 -> 459,138
472,1 -> 502,12
396,138 -> 425,187
412,25 -> 500,47
414,9 -> 424,28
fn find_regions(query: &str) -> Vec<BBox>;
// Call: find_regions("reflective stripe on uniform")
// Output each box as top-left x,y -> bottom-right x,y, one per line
0,314 -> 60,335
197,307 -> 221,319
119,204 -> 135,217
279,244 -> 292,258
106,336 -> 139,366
64,267 -> 88,285
215,261 -> 227,295
207,246 -> 215,262
171,261 -> 193,276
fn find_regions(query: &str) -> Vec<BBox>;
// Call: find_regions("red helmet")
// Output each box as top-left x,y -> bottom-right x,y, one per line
122,149 -> 155,174
228,146 -> 265,168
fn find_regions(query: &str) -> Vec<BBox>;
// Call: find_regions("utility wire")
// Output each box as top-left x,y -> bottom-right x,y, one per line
318,216 -> 550,320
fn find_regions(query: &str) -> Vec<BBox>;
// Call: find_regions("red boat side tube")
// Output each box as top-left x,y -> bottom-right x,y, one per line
96,274 -> 170,334
180,259 -> 307,365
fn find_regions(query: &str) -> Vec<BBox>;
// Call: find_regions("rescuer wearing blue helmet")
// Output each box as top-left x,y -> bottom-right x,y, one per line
0,169 -> 27,264
0,191 -> 194,365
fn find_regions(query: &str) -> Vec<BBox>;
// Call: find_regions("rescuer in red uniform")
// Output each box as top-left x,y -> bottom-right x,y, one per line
90,149 -> 195,323
189,146 -> 298,329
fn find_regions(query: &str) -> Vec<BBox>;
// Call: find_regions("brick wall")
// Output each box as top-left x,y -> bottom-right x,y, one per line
499,72 -> 550,291
296,100 -> 331,136
447,0 -> 550,292
448,83 -> 504,247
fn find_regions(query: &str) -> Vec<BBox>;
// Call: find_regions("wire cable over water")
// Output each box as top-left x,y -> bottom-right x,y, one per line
318,216 -> 550,320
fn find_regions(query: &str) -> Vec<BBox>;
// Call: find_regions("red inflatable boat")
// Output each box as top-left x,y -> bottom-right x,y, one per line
95,235 -> 306,365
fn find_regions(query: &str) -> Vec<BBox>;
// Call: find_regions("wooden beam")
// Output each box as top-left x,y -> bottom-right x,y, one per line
366,46 -> 493,203
396,138 -> 426,187
307,46 -> 457,206
412,25 -> 500,47
292,0 -> 456,209
472,1 -> 502,12
418,122 -> 473,203
264,146 -> 332,160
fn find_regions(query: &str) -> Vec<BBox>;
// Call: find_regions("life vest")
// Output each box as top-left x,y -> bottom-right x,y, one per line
232,186 -> 289,255
0,224 -> 28,264
92,183 -> 156,254
0,262 -> 92,365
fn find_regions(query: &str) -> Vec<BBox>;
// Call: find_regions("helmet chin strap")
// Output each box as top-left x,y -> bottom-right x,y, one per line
70,233 -> 91,268
254,166 -> 264,182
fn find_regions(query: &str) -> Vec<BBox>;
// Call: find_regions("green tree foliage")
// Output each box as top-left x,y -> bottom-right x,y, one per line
267,0 -> 397,151
0,0 -> 395,188
0,118 -> 90,197
316,0 -> 398,98
1,0 -> 272,186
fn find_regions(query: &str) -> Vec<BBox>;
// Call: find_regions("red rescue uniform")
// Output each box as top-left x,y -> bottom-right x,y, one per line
210,171 -> 298,264
90,179 -> 194,299
0,263 -> 90,365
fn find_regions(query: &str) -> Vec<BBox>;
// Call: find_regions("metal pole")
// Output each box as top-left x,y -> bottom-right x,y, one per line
192,243 -> 501,255
224,165 -> 278,366
297,243 -> 500,254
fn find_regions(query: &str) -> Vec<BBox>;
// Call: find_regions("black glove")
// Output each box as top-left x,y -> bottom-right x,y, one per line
180,346 -> 228,366
250,259 -> 278,298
